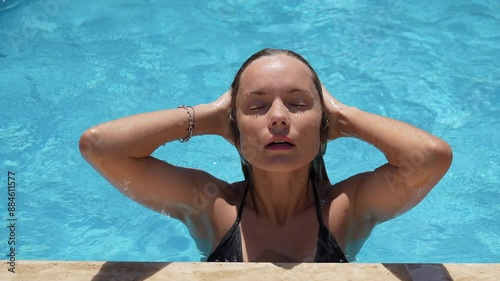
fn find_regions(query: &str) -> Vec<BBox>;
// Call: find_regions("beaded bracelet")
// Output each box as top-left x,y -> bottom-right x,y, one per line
178,105 -> 195,142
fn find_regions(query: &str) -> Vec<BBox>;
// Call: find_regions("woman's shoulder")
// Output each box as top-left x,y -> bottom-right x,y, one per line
323,174 -> 367,214
227,180 -> 249,204
202,180 -> 245,242
204,177 -> 246,206
325,173 -> 366,199
193,170 -> 242,196
321,176 -> 368,246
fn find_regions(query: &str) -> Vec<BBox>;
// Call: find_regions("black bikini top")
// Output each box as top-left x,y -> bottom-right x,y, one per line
206,181 -> 348,262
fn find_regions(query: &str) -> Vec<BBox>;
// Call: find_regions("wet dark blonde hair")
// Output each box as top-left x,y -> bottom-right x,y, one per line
230,48 -> 330,185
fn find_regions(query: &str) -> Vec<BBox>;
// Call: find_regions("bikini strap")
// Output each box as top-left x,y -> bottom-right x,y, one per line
311,181 -> 326,226
235,180 -> 251,223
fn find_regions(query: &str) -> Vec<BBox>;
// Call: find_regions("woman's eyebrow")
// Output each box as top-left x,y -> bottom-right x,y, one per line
247,90 -> 266,96
246,88 -> 312,96
288,88 -> 311,94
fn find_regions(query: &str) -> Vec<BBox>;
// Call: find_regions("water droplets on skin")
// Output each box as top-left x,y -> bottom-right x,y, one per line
416,187 -> 422,198
121,179 -> 135,200
329,99 -> 341,110
161,208 -> 171,218
311,120 -> 319,128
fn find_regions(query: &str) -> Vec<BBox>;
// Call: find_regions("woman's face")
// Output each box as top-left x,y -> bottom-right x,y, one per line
235,54 -> 323,172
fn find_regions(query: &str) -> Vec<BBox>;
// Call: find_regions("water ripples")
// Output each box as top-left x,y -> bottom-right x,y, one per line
1,0 -> 498,262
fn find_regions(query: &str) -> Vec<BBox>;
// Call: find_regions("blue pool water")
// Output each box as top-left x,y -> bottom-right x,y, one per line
0,0 -> 499,262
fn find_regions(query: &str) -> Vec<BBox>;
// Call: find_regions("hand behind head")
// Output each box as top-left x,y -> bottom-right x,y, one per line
211,90 -> 235,145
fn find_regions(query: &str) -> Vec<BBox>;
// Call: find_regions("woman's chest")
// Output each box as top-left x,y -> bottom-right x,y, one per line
238,206 -> 347,262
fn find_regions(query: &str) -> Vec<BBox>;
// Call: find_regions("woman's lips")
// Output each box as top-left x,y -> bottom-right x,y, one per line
265,142 -> 295,150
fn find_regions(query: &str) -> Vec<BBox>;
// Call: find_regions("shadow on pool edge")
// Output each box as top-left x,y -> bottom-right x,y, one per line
89,261 -> 455,281
91,261 -> 171,281
383,263 -> 453,281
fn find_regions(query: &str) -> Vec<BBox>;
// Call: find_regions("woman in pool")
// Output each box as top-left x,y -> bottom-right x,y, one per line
79,48 -> 452,262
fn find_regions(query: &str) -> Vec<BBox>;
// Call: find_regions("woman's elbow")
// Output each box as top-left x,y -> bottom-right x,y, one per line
426,139 -> 453,175
79,127 -> 105,159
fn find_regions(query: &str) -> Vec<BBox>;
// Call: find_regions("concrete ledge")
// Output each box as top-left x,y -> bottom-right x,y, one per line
1,261 -> 499,280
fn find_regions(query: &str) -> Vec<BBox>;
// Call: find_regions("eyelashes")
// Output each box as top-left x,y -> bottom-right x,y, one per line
248,103 -> 308,112
249,106 -> 264,111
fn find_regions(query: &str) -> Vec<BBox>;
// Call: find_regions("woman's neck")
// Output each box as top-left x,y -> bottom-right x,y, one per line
248,167 -> 315,226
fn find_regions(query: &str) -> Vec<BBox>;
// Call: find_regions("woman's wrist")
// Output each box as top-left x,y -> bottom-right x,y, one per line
191,103 -> 223,136
330,106 -> 361,139
208,90 -> 234,143
325,98 -> 356,140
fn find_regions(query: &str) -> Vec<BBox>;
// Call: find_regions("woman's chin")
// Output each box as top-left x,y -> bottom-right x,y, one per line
249,158 -> 314,173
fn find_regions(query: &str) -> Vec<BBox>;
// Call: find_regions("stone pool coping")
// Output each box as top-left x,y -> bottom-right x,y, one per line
1,261 -> 498,280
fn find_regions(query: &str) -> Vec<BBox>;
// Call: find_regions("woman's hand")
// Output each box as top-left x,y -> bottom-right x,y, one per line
211,89 -> 235,145
322,85 -> 349,141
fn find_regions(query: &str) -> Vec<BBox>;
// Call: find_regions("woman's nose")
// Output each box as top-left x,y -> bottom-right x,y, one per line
268,101 -> 289,130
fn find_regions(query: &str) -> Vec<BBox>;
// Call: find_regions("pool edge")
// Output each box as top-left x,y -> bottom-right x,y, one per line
1,261 -> 499,280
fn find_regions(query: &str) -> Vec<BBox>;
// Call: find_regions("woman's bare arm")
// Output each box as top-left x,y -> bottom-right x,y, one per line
323,86 -> 452,240
79,92 -> 233,238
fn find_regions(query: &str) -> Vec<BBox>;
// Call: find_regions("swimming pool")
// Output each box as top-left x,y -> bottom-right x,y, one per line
0,0 -> 498,263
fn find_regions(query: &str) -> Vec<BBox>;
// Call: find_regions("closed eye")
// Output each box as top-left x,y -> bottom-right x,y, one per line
289,103 -> 308,111
249,105 -> 266,111
248,105 -> 266,111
